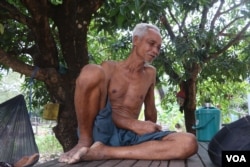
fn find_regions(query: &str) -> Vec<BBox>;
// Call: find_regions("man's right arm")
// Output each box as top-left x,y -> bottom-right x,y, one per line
101,61 -> 116,79
112,112 -> 162,135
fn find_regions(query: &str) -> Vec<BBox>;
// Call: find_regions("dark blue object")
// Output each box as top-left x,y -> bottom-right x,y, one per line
93,100 -> 174,146
0,95 -> 39,165
208,116 -> 250,166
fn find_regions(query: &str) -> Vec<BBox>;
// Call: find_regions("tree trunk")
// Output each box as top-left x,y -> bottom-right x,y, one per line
0,0 -> 105,152
53,97 -> 78,151
184,108 -> 196,134
49,73 -> 78,151
182,63 -> 200,134
47,0 -> 105,152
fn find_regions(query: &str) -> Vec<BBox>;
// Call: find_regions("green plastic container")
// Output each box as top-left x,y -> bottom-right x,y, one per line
193,106 -> 221,141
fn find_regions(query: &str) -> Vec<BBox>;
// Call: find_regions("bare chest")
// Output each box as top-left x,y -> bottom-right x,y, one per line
108,70 -> 152,103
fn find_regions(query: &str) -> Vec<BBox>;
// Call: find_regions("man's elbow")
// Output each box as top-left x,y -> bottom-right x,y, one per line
112,113 -> 130,129
144,113 -> 157,123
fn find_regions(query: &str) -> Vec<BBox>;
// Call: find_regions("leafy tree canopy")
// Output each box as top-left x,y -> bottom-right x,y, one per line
0,0 -> 249,148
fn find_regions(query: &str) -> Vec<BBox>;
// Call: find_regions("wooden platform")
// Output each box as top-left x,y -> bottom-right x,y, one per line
35,142 -> 215,167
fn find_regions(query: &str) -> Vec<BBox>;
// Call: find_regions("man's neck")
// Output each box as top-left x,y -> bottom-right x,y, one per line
122,53 -> 146,73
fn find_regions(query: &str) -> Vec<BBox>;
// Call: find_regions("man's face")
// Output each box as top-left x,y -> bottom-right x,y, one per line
134,28 -> 162,64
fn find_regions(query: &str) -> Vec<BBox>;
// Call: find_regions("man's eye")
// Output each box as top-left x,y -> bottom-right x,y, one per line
148,41 -> 154,46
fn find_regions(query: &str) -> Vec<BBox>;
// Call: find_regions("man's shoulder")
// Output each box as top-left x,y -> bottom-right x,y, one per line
101,60 -> 117,76
101,60 -> 117,67
144,64 -> 156,73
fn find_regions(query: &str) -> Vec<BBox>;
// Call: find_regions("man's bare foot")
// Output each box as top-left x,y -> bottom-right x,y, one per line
59,143 -> 88,163
59,142 -> 106,163
14,153 -> 39,167
84,142 -> 107,161
68,147 -> 89,164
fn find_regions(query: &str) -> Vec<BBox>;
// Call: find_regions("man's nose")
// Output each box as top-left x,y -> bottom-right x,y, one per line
152,47 -> 160,56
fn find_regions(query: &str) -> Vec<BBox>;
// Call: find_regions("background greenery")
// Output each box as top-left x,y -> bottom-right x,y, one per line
0,0 -> 249,150
0,65 -> 249,155
1,69 -> 249,130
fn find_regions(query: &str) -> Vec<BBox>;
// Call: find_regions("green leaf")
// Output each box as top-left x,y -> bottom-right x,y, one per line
135,0 -> 140,9
0,23 -> 4,34
116,14 -> 125,27
49,0 -> 63,5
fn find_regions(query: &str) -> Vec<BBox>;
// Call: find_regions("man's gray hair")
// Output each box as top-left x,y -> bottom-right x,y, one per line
132,23 -> 160,41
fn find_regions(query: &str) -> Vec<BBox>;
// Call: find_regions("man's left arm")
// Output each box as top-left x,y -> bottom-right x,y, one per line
144,71 -> 157,123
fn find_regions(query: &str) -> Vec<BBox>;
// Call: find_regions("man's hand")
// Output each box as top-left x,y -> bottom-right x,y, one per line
133,120 -> 162,136
112,112 -> 161,135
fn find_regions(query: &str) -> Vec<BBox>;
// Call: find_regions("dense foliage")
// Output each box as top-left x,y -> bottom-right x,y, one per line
0,0 -> 249,150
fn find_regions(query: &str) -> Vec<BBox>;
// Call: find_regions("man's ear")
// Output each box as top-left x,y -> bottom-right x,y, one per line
133,36 -> 139,46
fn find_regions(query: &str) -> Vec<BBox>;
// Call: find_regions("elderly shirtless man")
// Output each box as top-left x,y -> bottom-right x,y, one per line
59,23 -> 198,164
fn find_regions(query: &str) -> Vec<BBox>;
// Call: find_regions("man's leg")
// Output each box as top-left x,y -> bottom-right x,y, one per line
59,64 -> 108,163
70,132 -> 198,162
14,153 -> 39,167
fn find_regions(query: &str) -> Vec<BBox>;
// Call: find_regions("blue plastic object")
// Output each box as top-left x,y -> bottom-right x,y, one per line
193,106 -> 221,141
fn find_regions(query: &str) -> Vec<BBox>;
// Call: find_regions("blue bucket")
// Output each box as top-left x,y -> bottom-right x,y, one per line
193,107 -> 221,141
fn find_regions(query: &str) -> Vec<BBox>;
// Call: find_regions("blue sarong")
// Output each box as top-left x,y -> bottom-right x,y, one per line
93,100 -> 174,146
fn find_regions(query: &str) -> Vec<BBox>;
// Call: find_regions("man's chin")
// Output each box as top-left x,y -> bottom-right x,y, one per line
144,60 -> 153,65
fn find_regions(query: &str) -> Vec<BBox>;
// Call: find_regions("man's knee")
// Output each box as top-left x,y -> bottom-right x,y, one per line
180,133 -> 198,158
76,64 -> 106,89
166,132 -> 198,159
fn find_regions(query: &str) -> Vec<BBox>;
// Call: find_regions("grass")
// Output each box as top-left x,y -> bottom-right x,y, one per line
35,134 -> 63,154
33,119 -> 63,154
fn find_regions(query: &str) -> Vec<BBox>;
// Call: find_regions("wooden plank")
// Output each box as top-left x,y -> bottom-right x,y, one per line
132,160 -> 153,167
149,160 -> 162,167
56,162 -> 75,167
70,160 -> 103,167
198,142 -> 216,167
199,142 -> 209,150
159,161 -> 170,167
80,160 -> 107,167
187,154 -> 204,167
35,159 -> 97,167
157,160 -> 169,167
35,159 -> 59,167
97,160 -> 121,167
34,142 -> 215,167
168,160 -> 185,167
113,160 -> 137,167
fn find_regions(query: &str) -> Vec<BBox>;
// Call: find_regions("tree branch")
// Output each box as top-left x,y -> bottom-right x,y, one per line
210,0 -> 224,30
220,0 -> 247,15
163,61 -> 180,83
20,0 -> 58,68
211,0 -> 247,31
218,33 -> 250,38
0,48 -> 62,84
0,1 -> 32,26
199,5 -> 209,30
217,16 -> 245,37
0,48 -> 38,78
166,6 -> 184,34
199,0 -> 218,30
210,21 -> 250,59
180,11 -> 188,32
160,14 -> 175,40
